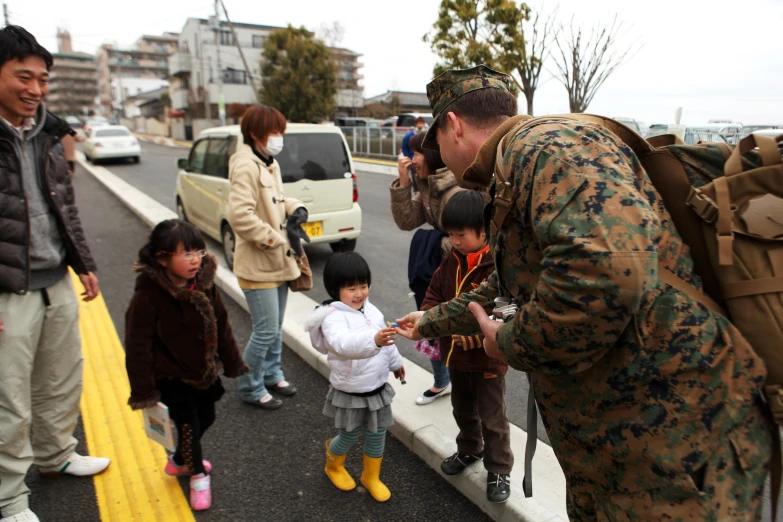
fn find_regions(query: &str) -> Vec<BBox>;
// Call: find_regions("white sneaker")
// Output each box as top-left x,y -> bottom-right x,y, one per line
0,509 -> 40,522
38,452 -> 111,477
415,383 -> 452,405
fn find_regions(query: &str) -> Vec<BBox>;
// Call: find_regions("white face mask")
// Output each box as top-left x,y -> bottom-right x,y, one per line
263,136 -> 284,157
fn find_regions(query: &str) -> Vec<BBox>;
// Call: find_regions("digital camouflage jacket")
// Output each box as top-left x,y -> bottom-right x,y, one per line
418,116 -> 769,503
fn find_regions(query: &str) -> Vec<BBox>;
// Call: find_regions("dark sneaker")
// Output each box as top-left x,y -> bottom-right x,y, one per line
268,381 -> 297,397
441,451 -> 483,476
486,472 -> 510,503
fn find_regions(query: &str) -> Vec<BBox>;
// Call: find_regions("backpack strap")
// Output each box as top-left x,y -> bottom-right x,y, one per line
490,137 -> 514,236
657,268 -> 726,316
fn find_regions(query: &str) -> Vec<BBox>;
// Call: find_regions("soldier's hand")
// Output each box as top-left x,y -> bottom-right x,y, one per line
394,311 -> 425,341
468,302 -> 506,362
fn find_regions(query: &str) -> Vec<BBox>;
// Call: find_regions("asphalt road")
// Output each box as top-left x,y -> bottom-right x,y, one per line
25,163 -> 492,521
90,141 -> 548,444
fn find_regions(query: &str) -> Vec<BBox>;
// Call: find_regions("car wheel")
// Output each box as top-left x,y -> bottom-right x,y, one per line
133,156 -> 140,164
221,223 -> 236,271
330,239 -> 357,253
176,198 -> 188,223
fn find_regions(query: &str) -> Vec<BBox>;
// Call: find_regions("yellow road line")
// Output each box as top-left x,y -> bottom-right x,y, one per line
72,271 -> 195,522
354,157 -> 397,166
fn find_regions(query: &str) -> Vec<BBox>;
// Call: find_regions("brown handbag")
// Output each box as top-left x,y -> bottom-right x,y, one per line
290,251 -> 313,292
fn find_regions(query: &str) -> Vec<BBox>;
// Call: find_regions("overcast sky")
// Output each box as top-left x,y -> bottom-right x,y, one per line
14,0 -> 783,125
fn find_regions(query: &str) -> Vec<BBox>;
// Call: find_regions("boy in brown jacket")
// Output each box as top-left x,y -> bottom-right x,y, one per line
421,190 -> 513,503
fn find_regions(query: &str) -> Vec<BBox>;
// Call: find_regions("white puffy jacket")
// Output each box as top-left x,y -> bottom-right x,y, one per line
305,299 -> 403,393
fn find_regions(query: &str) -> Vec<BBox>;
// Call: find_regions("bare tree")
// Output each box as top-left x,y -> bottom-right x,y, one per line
552,15 -> 637,113
316,21 -> 346,47
503,5 -> 559,116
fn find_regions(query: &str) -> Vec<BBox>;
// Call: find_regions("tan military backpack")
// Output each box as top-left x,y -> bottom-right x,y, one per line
492,115 -> 783,504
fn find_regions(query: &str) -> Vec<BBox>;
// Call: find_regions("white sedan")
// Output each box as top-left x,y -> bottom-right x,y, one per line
84,126 -> 141,164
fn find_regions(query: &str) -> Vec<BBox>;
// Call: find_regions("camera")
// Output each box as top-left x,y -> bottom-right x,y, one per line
492,297 -> 519,323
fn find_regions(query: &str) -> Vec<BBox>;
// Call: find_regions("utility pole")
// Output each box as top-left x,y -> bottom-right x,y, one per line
212,1 -> 225,126
3,4 -> 9,26
220,0 -> 260,101
199,32 -> 211,120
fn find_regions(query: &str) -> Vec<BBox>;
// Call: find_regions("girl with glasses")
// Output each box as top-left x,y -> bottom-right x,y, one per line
124,219 -> 248,511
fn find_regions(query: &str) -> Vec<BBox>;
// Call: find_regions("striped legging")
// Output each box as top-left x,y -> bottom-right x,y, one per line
328,425 -> 386,458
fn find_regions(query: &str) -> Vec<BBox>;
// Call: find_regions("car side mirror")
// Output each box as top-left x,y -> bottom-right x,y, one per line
177,158 -> 188,170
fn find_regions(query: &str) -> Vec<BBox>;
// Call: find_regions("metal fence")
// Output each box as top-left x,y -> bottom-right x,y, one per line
339,126 -> 416,161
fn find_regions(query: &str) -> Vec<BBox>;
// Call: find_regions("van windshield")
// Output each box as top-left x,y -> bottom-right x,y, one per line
277,133 -> 351,182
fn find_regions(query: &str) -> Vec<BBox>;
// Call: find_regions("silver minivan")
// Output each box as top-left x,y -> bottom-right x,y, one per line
175,124 -> 362,269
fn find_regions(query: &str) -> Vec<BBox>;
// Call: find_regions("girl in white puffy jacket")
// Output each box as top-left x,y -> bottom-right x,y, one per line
304,252 -> 405,503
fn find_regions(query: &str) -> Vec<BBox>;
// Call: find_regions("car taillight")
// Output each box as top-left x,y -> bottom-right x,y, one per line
352,173 -> 358,203
95,142 -> 103,148
130,139 -> 138,146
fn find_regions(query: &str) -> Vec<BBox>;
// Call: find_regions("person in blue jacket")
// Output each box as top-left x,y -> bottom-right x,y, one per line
400,117 -> 428,159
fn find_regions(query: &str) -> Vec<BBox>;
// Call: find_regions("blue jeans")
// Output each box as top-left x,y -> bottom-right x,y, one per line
431,358 -> 450,389
237,284 -> 288,402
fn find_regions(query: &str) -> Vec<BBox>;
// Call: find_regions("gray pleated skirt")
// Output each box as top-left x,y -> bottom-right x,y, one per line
323,383 -> 395,433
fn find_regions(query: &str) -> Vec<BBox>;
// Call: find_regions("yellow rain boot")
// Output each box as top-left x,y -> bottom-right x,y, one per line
324,440 -> 356,491
360,454 -> 391,502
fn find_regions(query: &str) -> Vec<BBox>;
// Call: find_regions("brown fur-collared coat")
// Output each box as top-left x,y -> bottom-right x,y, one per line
125,254 -> 248,409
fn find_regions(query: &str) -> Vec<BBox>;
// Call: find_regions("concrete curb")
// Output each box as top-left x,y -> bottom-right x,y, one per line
134,133 -> 189,148
76,152 -> 568,521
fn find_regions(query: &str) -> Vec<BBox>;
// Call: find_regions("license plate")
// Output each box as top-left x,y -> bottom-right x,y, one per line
301,221 -> 323,238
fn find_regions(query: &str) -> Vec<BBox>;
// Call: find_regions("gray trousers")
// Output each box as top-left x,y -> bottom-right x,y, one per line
0,274 -> 82,517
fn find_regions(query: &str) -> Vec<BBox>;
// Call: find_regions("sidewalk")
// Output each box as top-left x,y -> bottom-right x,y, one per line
71,269 -> 195,522
76,151 -> 568,521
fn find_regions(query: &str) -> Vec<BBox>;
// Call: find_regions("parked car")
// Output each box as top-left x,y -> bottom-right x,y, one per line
175,124 -> 362,269
335,117 -> 379,127
396,113 -> 434,128
748,128 -> 783,139
738,125 -> 783,141
84,117 -> 110,134
683,127 -> 729,145
613,117 -> 644,136
647,124 -> 671,139
83,125 -> 141,164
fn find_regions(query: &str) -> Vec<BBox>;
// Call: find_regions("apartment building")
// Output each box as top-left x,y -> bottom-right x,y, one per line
97,32 -> 179,116
47,30 -> 97,116
168,18 -> 364,121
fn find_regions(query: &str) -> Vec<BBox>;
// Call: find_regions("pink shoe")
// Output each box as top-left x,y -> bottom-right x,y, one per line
165,457 -> 212,476
189,473 -> 212,511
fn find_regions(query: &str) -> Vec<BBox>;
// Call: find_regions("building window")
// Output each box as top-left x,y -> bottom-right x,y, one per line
252,35 -> 266,48
219,30 -> 234,46
223,68 -> 246,85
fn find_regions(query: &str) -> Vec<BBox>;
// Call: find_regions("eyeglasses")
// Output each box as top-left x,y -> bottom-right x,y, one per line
156,249 -> 208,260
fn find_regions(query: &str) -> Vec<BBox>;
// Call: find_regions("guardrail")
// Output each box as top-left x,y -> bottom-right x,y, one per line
339,126 -> 417,161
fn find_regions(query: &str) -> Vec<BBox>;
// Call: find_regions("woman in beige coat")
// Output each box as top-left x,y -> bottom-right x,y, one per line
389,131 -> 462,406
227,105 -> 309,410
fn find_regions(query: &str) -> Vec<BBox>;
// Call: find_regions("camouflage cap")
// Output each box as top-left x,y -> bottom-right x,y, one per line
422,65 -> 513,150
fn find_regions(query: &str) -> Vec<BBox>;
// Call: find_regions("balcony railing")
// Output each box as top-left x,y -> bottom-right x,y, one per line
168,51 -> 192,76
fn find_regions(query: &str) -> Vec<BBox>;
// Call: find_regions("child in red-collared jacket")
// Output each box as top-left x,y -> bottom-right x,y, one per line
420,191 -> 513,504
125,220 -> 248,512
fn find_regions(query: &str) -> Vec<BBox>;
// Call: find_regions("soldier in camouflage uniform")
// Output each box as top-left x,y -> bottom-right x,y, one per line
395,65 -> 773,521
